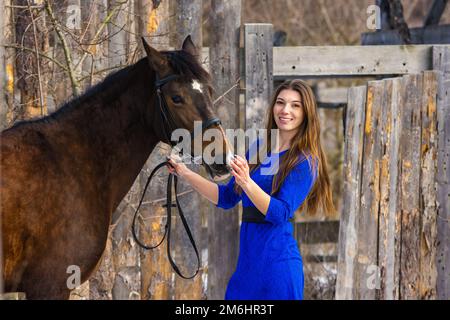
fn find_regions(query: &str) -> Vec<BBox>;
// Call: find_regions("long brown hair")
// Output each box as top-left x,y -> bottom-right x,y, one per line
235,80 -> 336,217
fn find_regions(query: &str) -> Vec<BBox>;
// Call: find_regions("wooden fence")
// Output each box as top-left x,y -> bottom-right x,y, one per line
1,5 -> 449,299
336,66 -> 449,299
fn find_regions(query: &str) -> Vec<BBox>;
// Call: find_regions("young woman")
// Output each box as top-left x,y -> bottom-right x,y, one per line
167,79 -> 335,300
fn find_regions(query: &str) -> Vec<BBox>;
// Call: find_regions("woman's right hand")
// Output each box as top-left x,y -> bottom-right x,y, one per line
166,154 -> 190,178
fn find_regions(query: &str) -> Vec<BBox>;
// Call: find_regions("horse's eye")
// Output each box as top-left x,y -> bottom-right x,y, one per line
171,95 -> 183,104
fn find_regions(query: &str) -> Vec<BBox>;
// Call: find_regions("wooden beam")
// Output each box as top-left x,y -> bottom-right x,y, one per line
424,0 -> 448,27
433,46 -> 450,300
335,85 -> 366,300
207,0 -> 241,300
362,24 -> 450,45
244,24 -> 274,130
199,45 -> 442,78
272,45 -> 433,77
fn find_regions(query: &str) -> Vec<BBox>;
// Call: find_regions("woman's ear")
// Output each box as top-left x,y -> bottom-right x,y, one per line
142,37 -> 169,74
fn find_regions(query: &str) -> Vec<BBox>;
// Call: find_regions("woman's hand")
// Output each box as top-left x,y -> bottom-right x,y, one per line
166,154 -> 190,178
230,155 -> 252,189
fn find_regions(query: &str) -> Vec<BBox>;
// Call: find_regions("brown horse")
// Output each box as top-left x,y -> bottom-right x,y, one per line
0,36 -> 232,299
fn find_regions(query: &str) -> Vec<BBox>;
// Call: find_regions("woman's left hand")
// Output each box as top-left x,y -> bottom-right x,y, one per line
230,155 -> 252,189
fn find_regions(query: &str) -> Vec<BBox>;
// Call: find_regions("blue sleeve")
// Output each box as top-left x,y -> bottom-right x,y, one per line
265,157 -> 317,225
216,176 -> 242,209
215,142 -> 254,210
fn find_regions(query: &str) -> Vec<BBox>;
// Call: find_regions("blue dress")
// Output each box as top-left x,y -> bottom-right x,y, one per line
215,148 -> 317,300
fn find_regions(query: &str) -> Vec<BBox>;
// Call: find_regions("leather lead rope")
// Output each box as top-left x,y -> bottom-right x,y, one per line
131,161 -> 200,279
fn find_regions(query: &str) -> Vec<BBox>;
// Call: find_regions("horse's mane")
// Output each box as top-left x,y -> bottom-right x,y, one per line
4,49 -> 212,132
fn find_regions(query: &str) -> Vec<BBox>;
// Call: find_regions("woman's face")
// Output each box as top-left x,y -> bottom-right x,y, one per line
273,89 -> 305,133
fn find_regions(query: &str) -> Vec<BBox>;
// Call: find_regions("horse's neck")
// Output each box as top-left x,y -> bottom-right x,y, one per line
54,60 -> 160,212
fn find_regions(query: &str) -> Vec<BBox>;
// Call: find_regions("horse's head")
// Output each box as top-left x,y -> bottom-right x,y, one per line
142,36 -> 232,181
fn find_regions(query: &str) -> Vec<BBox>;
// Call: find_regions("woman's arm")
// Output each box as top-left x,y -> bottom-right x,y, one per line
241,179 -> 271,214
167,156 -> 219,205
183,169 -> 219,205
231,154 -> 316,224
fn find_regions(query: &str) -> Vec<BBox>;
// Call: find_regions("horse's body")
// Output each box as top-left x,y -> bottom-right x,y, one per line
1,38 -> 230,299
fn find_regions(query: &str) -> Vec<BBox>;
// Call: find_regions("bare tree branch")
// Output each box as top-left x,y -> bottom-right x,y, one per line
27,0 -> 45,116
44,0 -> 80,96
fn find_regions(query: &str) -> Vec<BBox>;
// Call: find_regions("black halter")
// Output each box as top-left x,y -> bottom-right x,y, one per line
132,74 -> 221,279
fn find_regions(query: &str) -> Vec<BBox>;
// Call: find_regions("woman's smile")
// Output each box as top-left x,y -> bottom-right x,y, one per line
273,89 -> 304,131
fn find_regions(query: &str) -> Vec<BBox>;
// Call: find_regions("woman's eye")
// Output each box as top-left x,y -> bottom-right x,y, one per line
171,95 -> 183,104
276,101 -> 283,105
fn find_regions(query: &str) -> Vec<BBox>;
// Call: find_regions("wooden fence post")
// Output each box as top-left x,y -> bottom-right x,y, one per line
335,86 -> 367,300
170,0 -> 204,300
244,24 -> 273,131
207,0 -> 241,300
433,45 -> 450,300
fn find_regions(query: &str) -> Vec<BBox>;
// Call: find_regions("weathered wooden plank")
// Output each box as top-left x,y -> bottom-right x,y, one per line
424,0 -> 448,27
272,45 -> 432,77
335,85 -> 366,300
171,0 -> 204,301
361,25 -> 450,45
207,0 -> 241,300
200,45 -> 440,78
433,45 -> 450,300
244,23 -> 273,130
357,80 -> 384,300
135,0 -> 173,300
418,71 -> 439,299
398,74 -> 423,300
377,77 -> 403,300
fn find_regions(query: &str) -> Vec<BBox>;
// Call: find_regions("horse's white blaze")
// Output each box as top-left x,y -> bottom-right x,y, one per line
192,80 -> 203,93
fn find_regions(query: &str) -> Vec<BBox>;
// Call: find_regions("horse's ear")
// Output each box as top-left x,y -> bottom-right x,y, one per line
142,37 -> 167,73
181,35 -> 198,57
